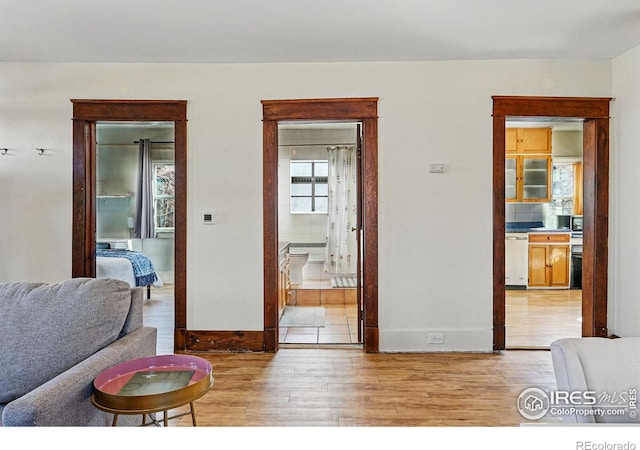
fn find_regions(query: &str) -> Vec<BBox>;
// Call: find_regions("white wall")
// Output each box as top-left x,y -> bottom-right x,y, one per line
612,44 -> 640,336
0,59 -> 613,351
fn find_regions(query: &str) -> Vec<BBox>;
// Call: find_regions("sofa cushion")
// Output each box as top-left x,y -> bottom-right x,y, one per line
0,278 -> 132,404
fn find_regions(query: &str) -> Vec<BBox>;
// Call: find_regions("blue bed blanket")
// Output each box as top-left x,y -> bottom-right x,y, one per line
96,250 -> 158,287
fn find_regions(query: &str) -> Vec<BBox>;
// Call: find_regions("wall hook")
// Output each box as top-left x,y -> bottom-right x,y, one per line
0,148 -> 7,155
35,148 -> 45,156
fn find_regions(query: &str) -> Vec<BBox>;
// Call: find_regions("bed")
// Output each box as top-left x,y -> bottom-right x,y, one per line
96,249 -> 163,298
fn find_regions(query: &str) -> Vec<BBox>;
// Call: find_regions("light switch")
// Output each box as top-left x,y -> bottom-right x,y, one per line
429,163 -> 446,173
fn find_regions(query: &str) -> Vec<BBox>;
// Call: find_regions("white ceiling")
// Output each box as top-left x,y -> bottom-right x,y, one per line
1,0 -> 639,63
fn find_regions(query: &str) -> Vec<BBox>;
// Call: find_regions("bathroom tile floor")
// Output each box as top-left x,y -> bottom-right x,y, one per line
279,303 -> 361,345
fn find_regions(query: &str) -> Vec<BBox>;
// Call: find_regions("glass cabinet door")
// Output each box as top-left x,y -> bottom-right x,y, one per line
522,157 -> 550,201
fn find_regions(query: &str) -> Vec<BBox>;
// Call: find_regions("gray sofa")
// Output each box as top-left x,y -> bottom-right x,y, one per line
0,277 -> 157,426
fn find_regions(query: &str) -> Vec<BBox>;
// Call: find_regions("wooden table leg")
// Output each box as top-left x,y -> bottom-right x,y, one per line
112,414 -> 119,426
190,402 -> 197,426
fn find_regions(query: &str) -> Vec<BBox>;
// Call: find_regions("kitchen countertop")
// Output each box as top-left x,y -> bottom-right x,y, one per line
506,222 -> 572,233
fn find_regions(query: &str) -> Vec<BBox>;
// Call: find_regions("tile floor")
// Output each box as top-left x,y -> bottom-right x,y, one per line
279,303 -> 361,345
279,277 -> 362,345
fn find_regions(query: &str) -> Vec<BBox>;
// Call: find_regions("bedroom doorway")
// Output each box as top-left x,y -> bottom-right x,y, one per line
71,100 -> 187,355
95,122 -> 176,355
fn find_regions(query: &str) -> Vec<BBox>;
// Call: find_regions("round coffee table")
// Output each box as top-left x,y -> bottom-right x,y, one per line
92,354 -> 213,426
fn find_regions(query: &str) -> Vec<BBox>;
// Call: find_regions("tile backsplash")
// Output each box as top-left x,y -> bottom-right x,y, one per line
505,203 -> 543,223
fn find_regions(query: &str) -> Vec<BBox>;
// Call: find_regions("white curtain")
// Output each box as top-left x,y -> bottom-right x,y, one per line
325,146 -> 357,275
134,138 -> 155,239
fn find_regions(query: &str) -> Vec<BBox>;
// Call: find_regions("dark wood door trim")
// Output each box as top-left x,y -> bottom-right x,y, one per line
492,96 -> 611,350
71,99 -> 188,351
262,98 -> 379,352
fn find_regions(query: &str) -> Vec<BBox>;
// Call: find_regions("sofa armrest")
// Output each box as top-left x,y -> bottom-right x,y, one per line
550,337 -> 640,424
121,287 -> 144,336
2,326 -> 157,426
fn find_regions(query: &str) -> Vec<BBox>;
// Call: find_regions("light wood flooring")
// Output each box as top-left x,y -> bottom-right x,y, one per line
506,289 -> 582,349
138,285 -> 590,428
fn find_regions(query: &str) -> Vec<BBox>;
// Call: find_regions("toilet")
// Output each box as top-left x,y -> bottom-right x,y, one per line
288,251 -> 309,285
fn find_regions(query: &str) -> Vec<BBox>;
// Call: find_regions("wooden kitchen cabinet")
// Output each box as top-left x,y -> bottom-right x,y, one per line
506,128 -> 552,154
506,155 -> 551,202
528,233 -> 570,288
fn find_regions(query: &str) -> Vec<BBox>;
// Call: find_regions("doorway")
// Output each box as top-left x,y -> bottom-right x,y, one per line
262,98 -> 379,353
95,121 -> 176,354
71,99 -> 187,354
492,96 -> 611,351
504,118 -> 584,348
277,121 -> 362,346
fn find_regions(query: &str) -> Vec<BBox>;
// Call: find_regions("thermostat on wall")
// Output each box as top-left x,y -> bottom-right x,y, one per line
202,211 -> 216,225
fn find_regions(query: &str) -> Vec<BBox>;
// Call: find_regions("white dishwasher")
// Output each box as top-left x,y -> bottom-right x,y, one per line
505,233 -> 529,287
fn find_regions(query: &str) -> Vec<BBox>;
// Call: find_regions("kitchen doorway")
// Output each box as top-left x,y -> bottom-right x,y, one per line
492,96 -> 612,351
504,118 -> 583,348
262,98 -> 379,353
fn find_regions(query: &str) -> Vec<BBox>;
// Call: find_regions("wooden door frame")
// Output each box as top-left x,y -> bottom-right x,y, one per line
262,98 -> 379,352
71,99 -> 188,352
492,96 -> 611,350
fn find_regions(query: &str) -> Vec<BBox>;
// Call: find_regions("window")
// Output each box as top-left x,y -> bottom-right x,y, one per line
551,162 -> 574,214
153,161 -> 175,230
290,160 -> 328,213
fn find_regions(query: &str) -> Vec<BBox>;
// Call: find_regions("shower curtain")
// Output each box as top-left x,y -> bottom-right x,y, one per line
325,146 -> 357,275
134,138 -> 155,239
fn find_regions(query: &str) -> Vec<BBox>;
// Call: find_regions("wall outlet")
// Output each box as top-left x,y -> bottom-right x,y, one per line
428,163 -> 446,173
428,333 -> 444,344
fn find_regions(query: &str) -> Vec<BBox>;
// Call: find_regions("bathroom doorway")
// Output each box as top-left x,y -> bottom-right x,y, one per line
277,121 -> 362,346
262,97 -> 379,353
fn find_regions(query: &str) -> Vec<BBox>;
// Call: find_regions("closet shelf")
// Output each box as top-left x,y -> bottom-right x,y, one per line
97,194 -> 133,199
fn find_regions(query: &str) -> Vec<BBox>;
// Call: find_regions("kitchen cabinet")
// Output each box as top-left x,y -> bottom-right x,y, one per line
528,233 -> 570,288
505,233 -> 528,286
506,155 -> 551,202
505,127 -> 552,203
506,128 -> 552,154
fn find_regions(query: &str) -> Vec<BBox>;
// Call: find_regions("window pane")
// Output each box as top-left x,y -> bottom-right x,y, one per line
315,183 -> 328,196
291,197 -> 312,213
155,164 -> 175,196
315,197 -> 328,213
552,163 -> 574,197
290,162 -> 312,177
315,162 -> 328,177
155,198 -> 175,228
291,183 -> 312,196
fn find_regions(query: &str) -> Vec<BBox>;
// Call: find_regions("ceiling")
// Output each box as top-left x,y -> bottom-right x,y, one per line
1,0 -> 639,63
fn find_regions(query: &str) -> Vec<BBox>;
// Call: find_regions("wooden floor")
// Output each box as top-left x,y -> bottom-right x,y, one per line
506,289 -> 582,348
141,285 -> 575,428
